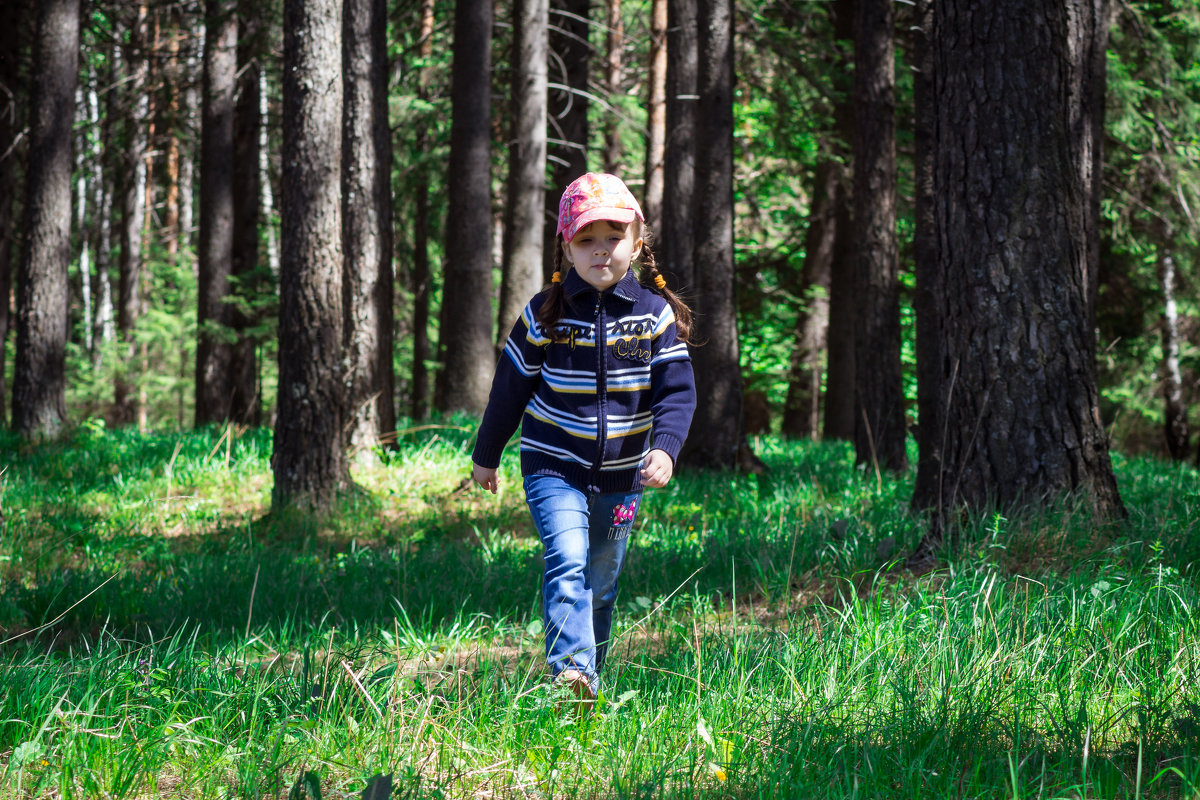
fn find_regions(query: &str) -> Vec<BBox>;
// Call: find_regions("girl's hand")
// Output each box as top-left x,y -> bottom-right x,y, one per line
473,463 -> 499,494
638,449 -> 674,488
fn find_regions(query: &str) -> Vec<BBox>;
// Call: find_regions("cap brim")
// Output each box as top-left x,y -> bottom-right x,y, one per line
562,208 -> 639,242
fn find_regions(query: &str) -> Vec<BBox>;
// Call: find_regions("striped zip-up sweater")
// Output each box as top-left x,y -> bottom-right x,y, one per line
472,268 -> 696,493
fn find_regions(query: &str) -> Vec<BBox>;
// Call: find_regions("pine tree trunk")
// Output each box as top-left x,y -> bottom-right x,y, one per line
929,0 -> 1124,518
662,0 -> 697,290
92,54 -> 116,364
602,0 -> 623,173
343,0 -> 396,450
498,0 -> 548,341
435,0 -> 494,414
196,0 -> 237,425
12,0 -> 79,438
114,4 -> 150,427
543,0 -> 590,278
641,0 -> 667,236
410,0 -> 435,421
680,0 -> 741,469
0,0 -> 24,426
230,0 -> 263,425
274,0 -> 349,510
853,0 -> 906,473
911,0 -> 942,508
781,158 -> 839,438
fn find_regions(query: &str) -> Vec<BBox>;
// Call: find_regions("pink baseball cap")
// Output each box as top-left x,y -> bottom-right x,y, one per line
556,172 -> 644,243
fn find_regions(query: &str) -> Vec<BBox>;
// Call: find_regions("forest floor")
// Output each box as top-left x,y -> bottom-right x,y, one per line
1,419 -> 1199,798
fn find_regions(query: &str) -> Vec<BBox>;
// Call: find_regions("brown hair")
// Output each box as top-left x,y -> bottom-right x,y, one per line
535,223 -> 694,343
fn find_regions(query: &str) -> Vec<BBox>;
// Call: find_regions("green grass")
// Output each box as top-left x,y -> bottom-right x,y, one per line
1,422 -> 1199,798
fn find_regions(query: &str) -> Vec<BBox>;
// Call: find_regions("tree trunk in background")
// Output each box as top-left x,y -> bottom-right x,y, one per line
435,0 -> 494,414
911,0 -> 942,509
196,0 -> 237,425
410,0 -> 435,421
543,0 -> 590,278
642,0 -> 667,235
343,0 -> 396,450
852,0 -> 906,473
258,68 -> 279,278
12,0 -> 78,438
498,0 -> 548,341
602,0 -> 623,173
230,0 -> 263,425
0,0 -> 23,427
821,0 -> 856,442
93,52 -> 116,363
274,0 -> 349,510
662,0 -> 697,290
1158,245 -> 1188,460
180,33 -> 200,257
927,0 -> 1124,524
75,86 -> 93,356
680,0 -> 740,470
114,4 -> 150,427
781,158 -> 838,438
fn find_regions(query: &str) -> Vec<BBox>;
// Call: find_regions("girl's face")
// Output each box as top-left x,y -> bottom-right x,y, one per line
563,220 -> 643,292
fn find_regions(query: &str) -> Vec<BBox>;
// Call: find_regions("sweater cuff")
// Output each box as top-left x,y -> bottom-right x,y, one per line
471,439 -> 506,469
651,433 -> 685,464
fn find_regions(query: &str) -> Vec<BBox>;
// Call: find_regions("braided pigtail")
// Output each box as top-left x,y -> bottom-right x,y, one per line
638,241 -> 694,344
536,236 -> 570,339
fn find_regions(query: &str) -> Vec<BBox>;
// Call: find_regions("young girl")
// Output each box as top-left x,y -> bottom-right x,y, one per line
471,172 -> 696,703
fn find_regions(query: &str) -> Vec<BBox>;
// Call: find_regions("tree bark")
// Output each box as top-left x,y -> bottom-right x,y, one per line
195,0 -> 237,425
12,0 -> 78,438
498,0 -> 548,341
781,158 -> 838,438
435,0 -> 494,414
410,0 -> 435,421
1157,245 -> 1188,460
680,0 -> 741,469
274,0 -> 350,510
852,0 -> 906,473
662,0 -> 697,290
230,0 -> 264,425
543,0 -> 590,278
929,0 -> 1124,518
642,0 -> 667,235
343,0 -> 396,450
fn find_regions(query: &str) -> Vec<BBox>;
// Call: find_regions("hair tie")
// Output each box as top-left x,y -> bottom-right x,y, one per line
654,274 -> 667,290
552,271 -> 562,284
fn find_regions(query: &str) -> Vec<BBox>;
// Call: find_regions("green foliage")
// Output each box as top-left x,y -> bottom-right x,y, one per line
2,426 -> 1200,797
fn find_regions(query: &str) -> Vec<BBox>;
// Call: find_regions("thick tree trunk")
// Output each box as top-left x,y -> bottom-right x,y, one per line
852,0 -> 906,473
911,0 -> 942,509
602,0 -> 624,173
195,0 -> 237,425
114,5 -> 150,427
662,0 -> 697,290
543,0 -> 590,278
781,158 -> 839,438
642,0 -> 667,236
12,0 -> 78,438
343,0 -> 396,450
0,0 -> 24,426
230,0 -> 263,425
929,0 -> 1124,518
680,0 -> 741,469
410,0 -> 435,421
498,0 -> 548,341
274,0 -> 350,510
435,0 -> 494,414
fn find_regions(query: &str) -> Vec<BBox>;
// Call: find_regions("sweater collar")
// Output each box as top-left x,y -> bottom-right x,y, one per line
563,267 -> 642,303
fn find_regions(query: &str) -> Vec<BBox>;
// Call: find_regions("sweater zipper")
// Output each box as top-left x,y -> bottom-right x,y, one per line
593,291 -> 607,483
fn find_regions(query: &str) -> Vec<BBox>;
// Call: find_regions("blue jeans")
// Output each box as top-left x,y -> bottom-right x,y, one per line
523,475 -> 643,694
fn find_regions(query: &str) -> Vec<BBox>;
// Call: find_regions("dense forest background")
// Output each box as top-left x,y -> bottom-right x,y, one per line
1,0 -> 1198,502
